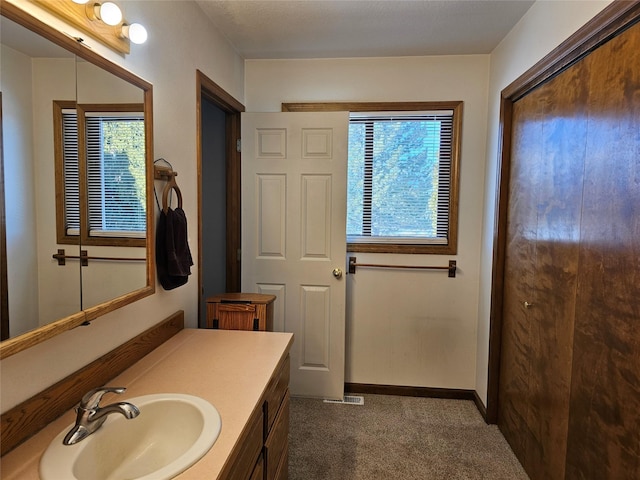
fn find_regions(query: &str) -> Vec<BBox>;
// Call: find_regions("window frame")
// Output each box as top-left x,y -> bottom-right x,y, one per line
53,100 -> 146,247
282,101 -> 462,254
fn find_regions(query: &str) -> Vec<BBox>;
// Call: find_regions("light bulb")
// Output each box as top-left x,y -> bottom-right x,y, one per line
72,0 -> 90,4
123,23 -> 148,44
97,2 -> 122,26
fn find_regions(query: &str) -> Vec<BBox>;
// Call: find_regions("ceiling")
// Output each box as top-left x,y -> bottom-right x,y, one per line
196,0 -> 535,59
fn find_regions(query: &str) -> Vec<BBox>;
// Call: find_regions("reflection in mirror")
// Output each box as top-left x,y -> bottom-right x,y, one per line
75,59 -> 148,311
1,15 -> 81,340
0,4 -> 154,358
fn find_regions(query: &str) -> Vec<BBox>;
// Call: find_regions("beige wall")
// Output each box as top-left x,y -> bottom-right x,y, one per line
475,0 -> 614,405
1,0 -> 244,413
1,44 -> 42,335
245,55 -> 491,390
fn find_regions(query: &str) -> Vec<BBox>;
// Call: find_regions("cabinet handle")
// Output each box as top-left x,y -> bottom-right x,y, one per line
523,301 -> 533,309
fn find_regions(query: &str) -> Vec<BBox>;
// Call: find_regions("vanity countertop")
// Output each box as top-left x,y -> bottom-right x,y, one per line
1,328 -> 294,479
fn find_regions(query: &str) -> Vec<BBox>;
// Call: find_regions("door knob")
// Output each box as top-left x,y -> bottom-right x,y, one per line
332,268 -> 343,279
523,301 -> 533,309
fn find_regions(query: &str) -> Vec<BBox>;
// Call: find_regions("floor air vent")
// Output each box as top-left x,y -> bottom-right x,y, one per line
323,395 -> 364,405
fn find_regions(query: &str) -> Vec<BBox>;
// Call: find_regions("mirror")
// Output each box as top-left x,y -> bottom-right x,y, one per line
1,13 -> 81,339
0,4 -> 154,358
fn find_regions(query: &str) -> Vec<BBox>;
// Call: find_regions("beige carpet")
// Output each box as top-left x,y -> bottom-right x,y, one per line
288,394 -> 529,480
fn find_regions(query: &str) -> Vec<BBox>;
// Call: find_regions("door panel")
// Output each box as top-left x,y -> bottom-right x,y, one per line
242,112 -> 349,399
525,55 -> 589,480
565,22 -> 640,479
500,56 -> 591,479
498,91 -> 541,467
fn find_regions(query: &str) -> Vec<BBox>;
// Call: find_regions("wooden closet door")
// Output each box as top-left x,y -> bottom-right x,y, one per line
565,21 -> 640,479
498,90 -> 541,468
499,54 -> 590,479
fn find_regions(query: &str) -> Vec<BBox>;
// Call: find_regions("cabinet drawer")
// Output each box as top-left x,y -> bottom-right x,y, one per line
265,391 -> 290,480
264,356 -> 290,435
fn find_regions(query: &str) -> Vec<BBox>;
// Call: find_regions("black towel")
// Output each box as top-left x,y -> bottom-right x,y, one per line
156,207 -> 193,290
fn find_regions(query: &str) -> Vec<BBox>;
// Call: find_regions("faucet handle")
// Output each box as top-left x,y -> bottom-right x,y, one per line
79,387 -> 126,410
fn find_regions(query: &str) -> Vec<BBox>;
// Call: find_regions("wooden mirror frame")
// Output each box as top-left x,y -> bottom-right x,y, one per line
0,1 -> 155,359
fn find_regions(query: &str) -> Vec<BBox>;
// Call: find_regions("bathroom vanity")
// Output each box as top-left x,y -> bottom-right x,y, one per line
0,327 -> 293,479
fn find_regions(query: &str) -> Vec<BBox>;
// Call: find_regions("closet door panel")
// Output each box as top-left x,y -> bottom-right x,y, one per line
498,91 -> 542,467
500,55 -> 590,479
526,57 -> 589,479
566,21 -> 640,479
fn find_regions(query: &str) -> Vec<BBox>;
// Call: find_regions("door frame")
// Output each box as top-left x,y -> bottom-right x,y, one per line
196,70 -> 245,327
486,2 -> 640,423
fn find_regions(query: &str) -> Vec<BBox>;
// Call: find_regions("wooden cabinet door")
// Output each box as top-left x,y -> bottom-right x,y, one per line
220,405 -> 263,480
264,356 -> 290,434
265,391 -> 289,480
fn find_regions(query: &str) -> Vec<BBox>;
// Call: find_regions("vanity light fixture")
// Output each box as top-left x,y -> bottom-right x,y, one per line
120,23 -> 148,45
33,0 -> 148,53
86,2 -> 123,27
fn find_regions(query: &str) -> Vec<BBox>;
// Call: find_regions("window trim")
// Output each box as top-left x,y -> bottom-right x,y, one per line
53,100 -> 146,247
282,101 -> 462,254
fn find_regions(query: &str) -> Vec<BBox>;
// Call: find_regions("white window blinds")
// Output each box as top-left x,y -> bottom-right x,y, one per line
61,109 -> 146,238
347,111 -> 453,244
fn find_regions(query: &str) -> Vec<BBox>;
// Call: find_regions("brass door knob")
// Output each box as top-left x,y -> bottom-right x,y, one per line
332,268 -> 343,279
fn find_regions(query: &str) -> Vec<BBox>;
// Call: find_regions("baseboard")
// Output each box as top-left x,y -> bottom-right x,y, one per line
0,311 -> 184,456
345,382 -> 476,400
344,383 -> 489,421
472,390 -> 489,422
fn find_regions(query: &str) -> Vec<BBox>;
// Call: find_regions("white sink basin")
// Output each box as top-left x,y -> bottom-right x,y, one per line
40,393 -> 222,480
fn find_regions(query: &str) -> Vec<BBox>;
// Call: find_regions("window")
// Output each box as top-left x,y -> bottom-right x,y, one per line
283,102 -> 462,254
54,101 -> 146,247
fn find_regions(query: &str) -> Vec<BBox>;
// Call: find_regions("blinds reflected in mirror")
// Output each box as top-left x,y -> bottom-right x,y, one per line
61,108 -> 81,234
60,107 -> 146,238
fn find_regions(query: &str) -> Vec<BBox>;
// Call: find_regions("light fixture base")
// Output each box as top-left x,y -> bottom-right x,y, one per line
33,0 -> 131,54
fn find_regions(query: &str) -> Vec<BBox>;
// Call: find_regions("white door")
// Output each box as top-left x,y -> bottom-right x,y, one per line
241,112 -> 349,400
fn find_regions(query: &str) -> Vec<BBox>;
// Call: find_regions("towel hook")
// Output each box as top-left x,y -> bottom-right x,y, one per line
161,172 -> 182,213
154,161 -> 183,213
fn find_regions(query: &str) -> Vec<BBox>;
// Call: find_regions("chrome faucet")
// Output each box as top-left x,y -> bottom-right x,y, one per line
63,386 -> 140,445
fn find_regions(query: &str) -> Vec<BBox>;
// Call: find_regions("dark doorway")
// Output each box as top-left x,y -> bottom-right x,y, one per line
200,99 -> 226,323
196,71 -> 244,328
